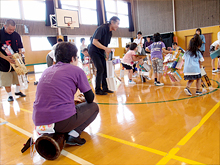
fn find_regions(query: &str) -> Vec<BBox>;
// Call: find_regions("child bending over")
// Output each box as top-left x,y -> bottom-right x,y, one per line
121,43 -> 142,85
183,34 -> 204,96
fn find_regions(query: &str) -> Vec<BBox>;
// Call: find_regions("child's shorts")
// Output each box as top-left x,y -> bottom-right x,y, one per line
152,58 -> 163,73
122,63 -> 132,70
184,74 -> 201,80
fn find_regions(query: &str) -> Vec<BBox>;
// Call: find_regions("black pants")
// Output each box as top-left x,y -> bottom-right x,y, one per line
54,102 -> 99,135
89,53 -> 108,92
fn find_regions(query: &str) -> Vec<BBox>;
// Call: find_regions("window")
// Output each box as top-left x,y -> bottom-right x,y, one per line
0,0 -> 21,19
61,0 -> 97,25
105,0 -> 129,28
30,36 -> 52,51
22,0 -> 46,21
108,38 -> 119,48
121,38 -> 131,47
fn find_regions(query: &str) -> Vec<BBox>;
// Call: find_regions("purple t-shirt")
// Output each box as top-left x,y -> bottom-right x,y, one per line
148,41 -> 165,59
32,62 -> 91,126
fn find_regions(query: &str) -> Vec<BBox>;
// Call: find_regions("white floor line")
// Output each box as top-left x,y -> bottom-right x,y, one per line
0,118 -> 93,165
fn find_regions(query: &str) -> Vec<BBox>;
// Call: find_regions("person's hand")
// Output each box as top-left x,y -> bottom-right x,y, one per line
5,55 -> 15,64
105,47 -> 112,55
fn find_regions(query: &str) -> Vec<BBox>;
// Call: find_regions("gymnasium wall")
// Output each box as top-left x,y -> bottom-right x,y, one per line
133,0 -> 219,36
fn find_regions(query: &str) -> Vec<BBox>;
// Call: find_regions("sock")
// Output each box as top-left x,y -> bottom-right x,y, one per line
68,130 -> 79,137
129,79 -> 132,82
157,81 -> 160,83
7,92 -> 13,97
154,78 -> 157,82
15,86 -> 20,93
213,68 -> 215,70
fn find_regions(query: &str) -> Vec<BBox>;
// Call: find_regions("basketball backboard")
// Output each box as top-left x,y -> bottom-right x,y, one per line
50,8 -> 79,29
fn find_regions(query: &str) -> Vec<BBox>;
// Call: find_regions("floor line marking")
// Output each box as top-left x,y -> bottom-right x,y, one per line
156,101 -> 220,165
0,121 -> 8,126
0,118 -> 93,165
96,133 -> 204,165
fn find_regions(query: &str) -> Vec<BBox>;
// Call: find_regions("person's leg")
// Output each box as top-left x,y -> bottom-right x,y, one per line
218,58 -> 220,70
128,69 -> 133,80
0,71 -> 13,101
151,59 -> 157,84
54,102 -> 99,134
90,54 -> 104,93
12,71 -> 26,97
186,80 -> 194,88
156,59 -> 164,85
100,56 -> 108,91
196,78 -> 201,91
184,80 -> 194,96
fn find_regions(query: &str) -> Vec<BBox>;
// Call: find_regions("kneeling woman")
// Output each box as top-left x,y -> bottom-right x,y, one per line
33,42 -> 99,145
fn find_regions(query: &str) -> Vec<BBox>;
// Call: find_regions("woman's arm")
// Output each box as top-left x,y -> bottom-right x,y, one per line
215,44 -> 219,50
145,47 -> 151,52
162,48 -> 173,54
83,89 -> 94,103
132,55 -> 142,61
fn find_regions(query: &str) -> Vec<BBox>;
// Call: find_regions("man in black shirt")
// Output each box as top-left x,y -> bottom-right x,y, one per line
0,19 -> 26,102
88,16 -> 120,95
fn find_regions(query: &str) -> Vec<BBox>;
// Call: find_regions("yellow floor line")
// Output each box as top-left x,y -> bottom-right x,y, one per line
96,133 -> 204,165
156,101 -> 220,165
0,118 -> 93,165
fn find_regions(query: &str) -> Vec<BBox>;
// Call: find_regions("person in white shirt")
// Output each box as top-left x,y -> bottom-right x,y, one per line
52,38 -> 63,51
133,31 -> 144,47
46,50 -> 55,67
210,32 -> 220,73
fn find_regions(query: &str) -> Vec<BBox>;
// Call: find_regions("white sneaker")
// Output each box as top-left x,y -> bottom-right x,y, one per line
128,80 -> 136,85
212,69 -> 218,73
156,82 -> 164,86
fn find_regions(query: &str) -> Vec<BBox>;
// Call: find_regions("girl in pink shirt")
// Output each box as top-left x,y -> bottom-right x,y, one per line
121,43 -> 142,84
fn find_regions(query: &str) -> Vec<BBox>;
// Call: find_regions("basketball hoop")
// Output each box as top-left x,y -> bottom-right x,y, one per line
67,21 -> 74,29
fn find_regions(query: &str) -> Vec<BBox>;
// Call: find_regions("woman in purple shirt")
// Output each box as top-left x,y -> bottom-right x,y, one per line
33,42 -> 99,146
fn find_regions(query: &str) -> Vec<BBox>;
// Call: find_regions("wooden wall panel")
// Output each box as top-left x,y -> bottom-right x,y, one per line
175,0 -> 220,31
133,0 -> 174,36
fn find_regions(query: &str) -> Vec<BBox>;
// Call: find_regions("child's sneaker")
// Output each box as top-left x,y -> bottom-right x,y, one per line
184,88 -> 192,96
128,80 -> 136,85
156,82 -> 164,86
196,91 -> 202,95
212,69 -> 218,73
143,76 -> 151,80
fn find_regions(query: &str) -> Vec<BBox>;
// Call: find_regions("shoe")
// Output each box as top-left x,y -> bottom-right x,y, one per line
143,76 -> 151,80
66,136 -> 86,146
212,69 -> 218,73
196,91 -> 202,95
128,80 -> 136,85
218,68 -> 220,72
8,96 -> 14,102
184,88 -> 192,96
154,81 -> 157,85
156,82 -> 164,86
15,92 -> 26,97
95,90 -> 107,95
103,89 -> 114,93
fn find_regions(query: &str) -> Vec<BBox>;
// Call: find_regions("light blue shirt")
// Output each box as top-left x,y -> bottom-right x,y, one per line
199,34 -> 206,52
183,51 -> 204,74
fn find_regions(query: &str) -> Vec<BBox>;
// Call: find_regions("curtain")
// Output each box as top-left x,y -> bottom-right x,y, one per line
47,37 -> 57,46
128,2 -> 134,32
161,33 -> 174,49
45,0 -> 62,26
96,0 -> 104,26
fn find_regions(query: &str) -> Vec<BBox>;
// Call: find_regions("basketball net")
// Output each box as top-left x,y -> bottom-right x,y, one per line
67,21 -> 74,29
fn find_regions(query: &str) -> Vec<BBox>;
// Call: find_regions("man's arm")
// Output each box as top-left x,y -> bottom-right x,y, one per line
93,39 -> 111,58
0,51 -> 15,64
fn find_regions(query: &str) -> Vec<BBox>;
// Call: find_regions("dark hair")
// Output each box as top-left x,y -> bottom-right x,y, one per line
130,43 -> 137,50
80,38 -> 85,43
57,38 -> 63,42
109,16 -> 120,24
125,44 -> 130,49
187,34 -> 202,57
147,36 -> 151,38
5,19 -> 15,26
153,33 -> 161,42
172,42 -> 178,46
55,42 -> 78,63
137,31 -> 142,35
82,48 -> 88,52
196,28 -> 202,35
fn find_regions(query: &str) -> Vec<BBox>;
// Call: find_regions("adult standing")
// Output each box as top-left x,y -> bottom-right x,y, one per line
88,16 -> 120,95
33,42 -> 99,145
196,28 -> 206,56
133,31 -> 144,47
0,19 -> 26,102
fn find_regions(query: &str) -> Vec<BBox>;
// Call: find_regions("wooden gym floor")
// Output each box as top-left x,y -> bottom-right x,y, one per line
0,57 -> 219,165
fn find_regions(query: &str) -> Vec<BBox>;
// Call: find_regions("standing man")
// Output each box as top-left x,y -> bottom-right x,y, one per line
88,16 -> 120,95
0,19 -> 26,102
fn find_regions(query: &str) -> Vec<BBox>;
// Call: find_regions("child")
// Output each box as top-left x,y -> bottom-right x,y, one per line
183,34 -> 204,96
145,33 -> 173,86
210,32 -> 220,73
80,38 -> 87,64
121,43 -> 142,85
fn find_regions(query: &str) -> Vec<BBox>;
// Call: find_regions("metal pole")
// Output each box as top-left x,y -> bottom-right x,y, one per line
172,0 -> 176,32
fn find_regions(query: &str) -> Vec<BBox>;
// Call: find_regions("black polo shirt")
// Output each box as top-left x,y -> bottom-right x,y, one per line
88,23 -> 112,57
0,28 -> 23,72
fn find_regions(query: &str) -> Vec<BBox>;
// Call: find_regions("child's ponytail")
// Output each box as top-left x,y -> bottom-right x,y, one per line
187,34 -> 202,57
